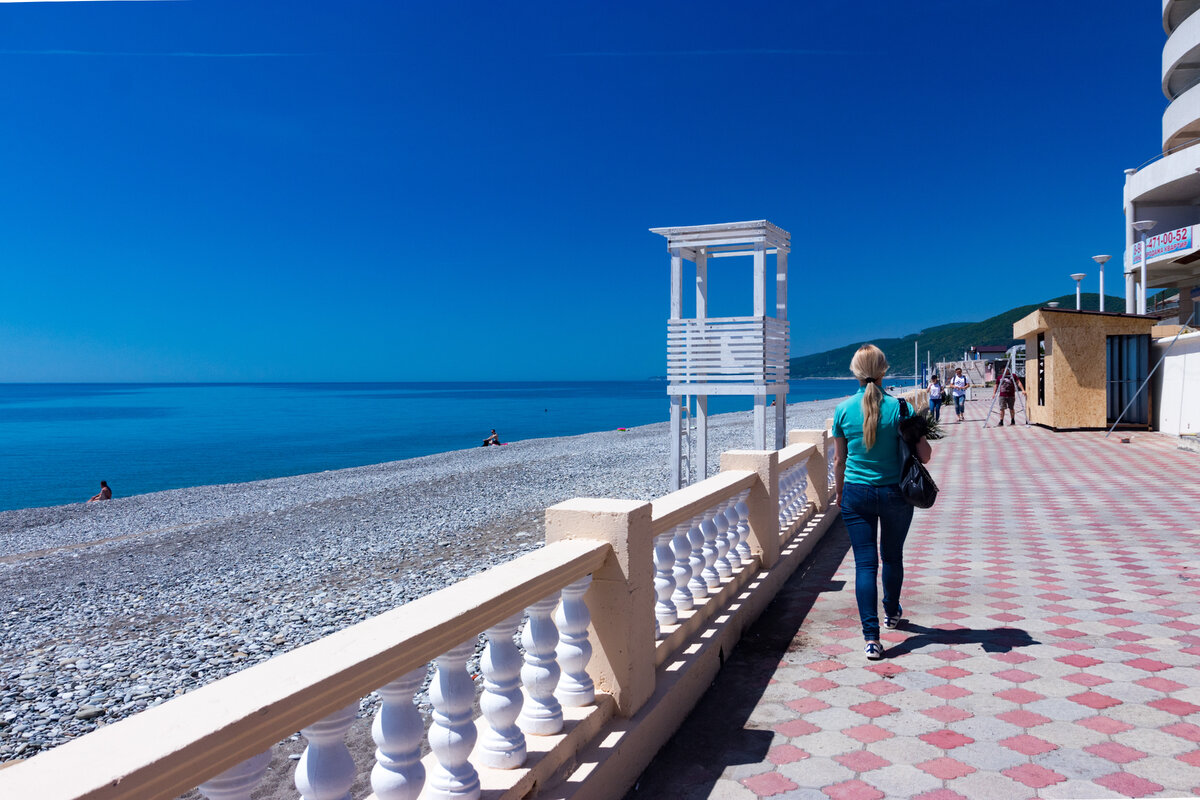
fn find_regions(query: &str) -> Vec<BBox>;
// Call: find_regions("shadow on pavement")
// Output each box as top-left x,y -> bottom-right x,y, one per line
623,520 -> 853,800
883,622 -> 1040,657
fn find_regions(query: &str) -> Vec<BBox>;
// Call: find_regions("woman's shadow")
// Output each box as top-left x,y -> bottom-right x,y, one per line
883,622 -> 1040,657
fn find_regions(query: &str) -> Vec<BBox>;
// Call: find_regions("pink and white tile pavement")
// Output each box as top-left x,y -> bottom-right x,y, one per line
627,400 -> 1200,799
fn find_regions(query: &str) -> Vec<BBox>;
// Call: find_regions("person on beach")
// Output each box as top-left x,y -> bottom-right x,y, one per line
927,374 -> 944,422
950,367 -> 969,422
482,429 -> 501,447
87,481 -> 112,502
992,370 -> 1023,427
832,345 -> 932,660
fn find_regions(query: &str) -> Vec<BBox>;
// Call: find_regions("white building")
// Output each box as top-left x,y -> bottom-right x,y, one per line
1122,0 -> 1200,324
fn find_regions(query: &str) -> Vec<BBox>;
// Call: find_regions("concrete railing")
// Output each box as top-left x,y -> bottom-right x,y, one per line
0,428 -> 839,800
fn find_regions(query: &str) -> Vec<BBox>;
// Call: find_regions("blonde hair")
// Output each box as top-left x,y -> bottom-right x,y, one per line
849,344 -> 889,450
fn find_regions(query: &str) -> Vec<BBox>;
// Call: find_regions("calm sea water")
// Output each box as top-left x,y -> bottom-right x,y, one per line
0,380 -> 859,512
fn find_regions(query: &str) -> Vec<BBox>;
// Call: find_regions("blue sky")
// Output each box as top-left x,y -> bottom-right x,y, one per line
0,1 -> 1166,381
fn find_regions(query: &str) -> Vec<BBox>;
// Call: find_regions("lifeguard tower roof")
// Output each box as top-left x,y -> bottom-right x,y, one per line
649,220 -> 790,260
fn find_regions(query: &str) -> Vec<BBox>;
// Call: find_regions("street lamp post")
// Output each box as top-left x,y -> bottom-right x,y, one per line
1132,220 -> 1157,314
1092,255 -> 1111,312
1070,273 -> 1087,310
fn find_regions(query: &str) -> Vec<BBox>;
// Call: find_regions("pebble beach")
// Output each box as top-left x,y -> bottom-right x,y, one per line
0,399 -> 843,765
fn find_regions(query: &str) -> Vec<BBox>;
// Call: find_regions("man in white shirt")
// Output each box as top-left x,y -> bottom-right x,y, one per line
950,368 -> 970,423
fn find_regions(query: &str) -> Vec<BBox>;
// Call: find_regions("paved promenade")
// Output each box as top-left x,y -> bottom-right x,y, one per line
629,399 -> 1200,799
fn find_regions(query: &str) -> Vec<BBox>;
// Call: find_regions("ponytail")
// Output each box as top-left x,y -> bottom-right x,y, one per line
861,381 -> 882,450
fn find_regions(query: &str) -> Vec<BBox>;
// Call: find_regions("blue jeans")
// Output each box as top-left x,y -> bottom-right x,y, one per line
953,394 -> 965,416
930,397 -> 942,421
841,483 -> 914,640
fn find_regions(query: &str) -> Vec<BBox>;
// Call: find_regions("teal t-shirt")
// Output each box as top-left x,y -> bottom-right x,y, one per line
831,388 -> 903,486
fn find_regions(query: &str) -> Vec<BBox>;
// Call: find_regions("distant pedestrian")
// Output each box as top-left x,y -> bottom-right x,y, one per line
87,481 -> 112,503
482,429 -> 502,447
950,368 -> 969,422
927,374 -> 944,422
832,344 -> 932,661
992,370 -> 1023,427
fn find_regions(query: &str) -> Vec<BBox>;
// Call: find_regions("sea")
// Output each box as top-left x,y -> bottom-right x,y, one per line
0,380 -> 860,513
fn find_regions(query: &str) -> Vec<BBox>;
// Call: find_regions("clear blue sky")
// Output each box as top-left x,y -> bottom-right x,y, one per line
0,1 -> 1166,382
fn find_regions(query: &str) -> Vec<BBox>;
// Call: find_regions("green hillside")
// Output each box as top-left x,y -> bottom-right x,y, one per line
790,293 -> 1123,378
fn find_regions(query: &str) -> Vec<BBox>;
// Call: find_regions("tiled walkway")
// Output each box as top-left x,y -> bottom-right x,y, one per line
629,400 -> 1200,799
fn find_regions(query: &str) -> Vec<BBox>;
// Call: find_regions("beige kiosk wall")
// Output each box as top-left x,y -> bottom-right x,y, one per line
1014,309 -> 1157,430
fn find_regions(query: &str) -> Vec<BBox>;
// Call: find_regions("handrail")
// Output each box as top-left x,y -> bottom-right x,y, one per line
777,442 -> 816,471
650,469 -> 757,536
0,538 -> 611,800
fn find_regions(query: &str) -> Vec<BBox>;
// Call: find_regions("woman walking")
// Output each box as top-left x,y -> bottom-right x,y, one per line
927,373 -> 944,422
832,345 -> 932,660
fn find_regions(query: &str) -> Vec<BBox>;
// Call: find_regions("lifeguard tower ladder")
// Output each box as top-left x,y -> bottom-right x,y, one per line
650,220 -> 791,489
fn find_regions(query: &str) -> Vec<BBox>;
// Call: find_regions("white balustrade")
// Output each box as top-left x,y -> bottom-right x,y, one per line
198,750 -> 270,800
371,667 -> 427,800
778,464 -> 809,531
826,446 -> 836,493
427,640 -> 481,799
686,516 -> 708,601
518,593 -> 563,736
295,703 -> 358,800
555,576 -> 595,707
734,493 -> 752,563
653,530 -> 678,635
700,512 -> 721,590
722,500 -> 742,570
479,614 -> 527,770
712,503 -> 732,581
670,522 -> 694,612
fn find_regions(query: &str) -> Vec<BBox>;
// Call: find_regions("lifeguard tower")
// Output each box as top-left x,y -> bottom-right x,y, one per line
650,220 -> 791,489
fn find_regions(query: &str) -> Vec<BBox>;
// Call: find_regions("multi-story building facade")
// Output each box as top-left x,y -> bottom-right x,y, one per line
1122,0 -> 1200,324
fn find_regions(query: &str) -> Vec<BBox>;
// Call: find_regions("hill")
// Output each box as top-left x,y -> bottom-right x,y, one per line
789,293 -> 1123,378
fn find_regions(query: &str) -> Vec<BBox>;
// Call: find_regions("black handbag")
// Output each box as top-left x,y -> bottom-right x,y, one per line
897,399 -> 938,508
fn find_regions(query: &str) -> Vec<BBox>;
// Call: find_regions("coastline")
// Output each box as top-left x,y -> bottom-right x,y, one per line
0,397 -> 846,763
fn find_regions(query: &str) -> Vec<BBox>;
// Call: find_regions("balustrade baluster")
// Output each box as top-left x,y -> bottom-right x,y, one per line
653,531 -> 677,635
670,522 -> 694,611
295,703 -> 358,800
555,576 -> 595,706
518,593 -> 563,735
777,469 -> 792,529
827,447 -> 836,494
722,501 -> 741,569
700,513 -> 720,590
735,495 -> 752,563
198,750 -> 270,800
686,516 -> 708,601
371,667 -> 427,800
477,613 -> 526,770
712,503 -> 732,580
427,640 -> 481,799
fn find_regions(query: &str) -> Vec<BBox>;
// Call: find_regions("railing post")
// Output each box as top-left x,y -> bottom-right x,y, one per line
719,450 -> 780,567
545,498 -> 655,717
197,750 -> 270,800
371,668 -> 428,800
789,429 -> 831,510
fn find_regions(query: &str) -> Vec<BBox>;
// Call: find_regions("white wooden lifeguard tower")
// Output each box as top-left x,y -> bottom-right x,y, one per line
650,220 -> 791,489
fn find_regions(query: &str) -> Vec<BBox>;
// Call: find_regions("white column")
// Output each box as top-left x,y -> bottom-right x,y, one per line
711,503 -> 732,580
653,531 -> 677,635
670,522 -> 694,611
371,668 -> 427,800
198,751 -> 271,800
753,243 -> 765,316
696,395 -> 708,480
1126,270 -> 1137,314
686,515 -> 708,601
700,510 -> 721,590
296,703 -> 358,800
518,594 -> 563,735
555,576 -> 595,706
478,614 -> 526,770
722,501 -> 742,570
754,396 -> 768,450
427,641 -> 481,800
734,493 -> 752,564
